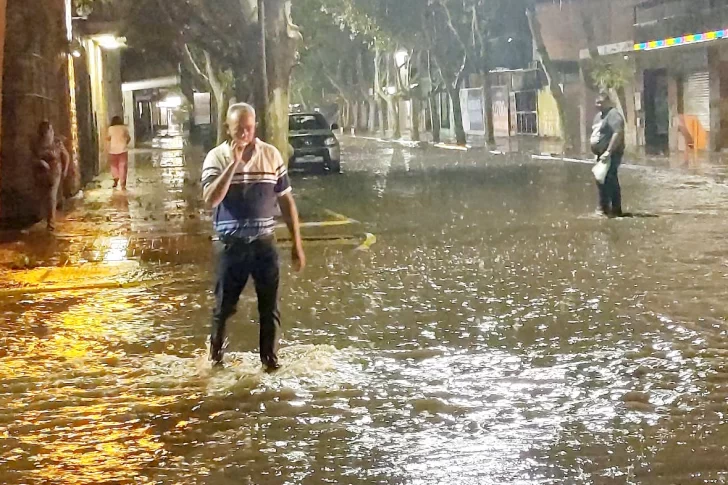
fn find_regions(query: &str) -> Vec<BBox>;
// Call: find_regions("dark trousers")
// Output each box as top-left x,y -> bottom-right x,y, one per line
211,236 -> 281,365
597,151 -> 622,215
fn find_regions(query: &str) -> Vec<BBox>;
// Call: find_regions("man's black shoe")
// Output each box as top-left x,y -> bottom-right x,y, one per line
209,341 -> 224,367
262,356 -> 281,373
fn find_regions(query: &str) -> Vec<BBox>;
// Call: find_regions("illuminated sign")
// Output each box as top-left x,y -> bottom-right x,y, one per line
635,29 -> 728,51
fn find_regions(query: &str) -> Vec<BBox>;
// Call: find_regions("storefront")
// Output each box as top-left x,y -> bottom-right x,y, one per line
482,68 -> 542,138
460,88 -> 485,136
635,28 -> 728,153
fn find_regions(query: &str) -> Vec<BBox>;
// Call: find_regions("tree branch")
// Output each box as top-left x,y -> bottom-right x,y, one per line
183,44 -> 210,85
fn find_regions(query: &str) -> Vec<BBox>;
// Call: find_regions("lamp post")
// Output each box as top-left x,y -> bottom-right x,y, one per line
258,0 -> 269,141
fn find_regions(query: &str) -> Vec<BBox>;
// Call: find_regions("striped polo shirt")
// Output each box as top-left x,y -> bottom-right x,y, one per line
201,139 -> 292,239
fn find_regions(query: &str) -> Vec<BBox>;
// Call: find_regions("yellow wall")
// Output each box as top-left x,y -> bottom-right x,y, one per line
85,39 -> 109,169
538,89 -> 562,138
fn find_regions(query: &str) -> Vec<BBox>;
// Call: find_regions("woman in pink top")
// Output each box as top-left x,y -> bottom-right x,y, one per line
107,116 -> 131,190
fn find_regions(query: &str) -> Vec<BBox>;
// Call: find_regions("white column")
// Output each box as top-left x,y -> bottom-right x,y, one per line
123,90 -> 135,148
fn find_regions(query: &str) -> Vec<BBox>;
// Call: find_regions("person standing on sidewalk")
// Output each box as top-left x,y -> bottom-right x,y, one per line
32,121 -> 69,231
107,116 -> 131,190
590,93 -> 625,217
202,103 -> 306,371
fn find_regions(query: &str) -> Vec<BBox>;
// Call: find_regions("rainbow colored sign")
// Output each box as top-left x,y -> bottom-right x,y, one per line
634,29 -> 728,51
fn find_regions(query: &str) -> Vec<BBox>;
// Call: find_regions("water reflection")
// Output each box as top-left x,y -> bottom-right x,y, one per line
2,137 -> 728,483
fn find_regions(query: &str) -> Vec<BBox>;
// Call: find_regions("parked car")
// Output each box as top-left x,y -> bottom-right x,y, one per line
288,113 -> 341,173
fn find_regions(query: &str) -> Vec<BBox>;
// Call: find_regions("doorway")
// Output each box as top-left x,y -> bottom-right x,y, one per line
644,69 -> 670,154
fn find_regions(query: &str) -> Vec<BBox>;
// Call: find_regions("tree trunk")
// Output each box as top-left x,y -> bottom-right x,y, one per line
263,0 -> 301,160
411,99 -> 421,142
343,100 -> 351,129
448,87 -> 467,146
427,51 -> 441,144
483,72 -> 496,146
373,46 -> 397,139
359,102 -> 368,131
368,98 -> 376,133
352,100 -> 359,133
214,90 -> 229,144
234,69 -> 254,105
526,3 -> 575,151
430,93 -> 442,143
392,99 -> 401,139
0,0 -> 7,183
203,51 -> 230,145
378,99 -> 386,137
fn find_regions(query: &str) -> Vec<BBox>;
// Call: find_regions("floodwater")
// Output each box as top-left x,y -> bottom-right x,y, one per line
2,136 -> 728,484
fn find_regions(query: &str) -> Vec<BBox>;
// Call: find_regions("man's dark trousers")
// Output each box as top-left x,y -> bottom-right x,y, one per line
211,236 -> 281,366
597,151 -> 622,216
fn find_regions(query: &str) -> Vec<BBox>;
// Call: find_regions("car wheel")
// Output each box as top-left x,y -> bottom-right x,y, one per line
327,160 -> 342,174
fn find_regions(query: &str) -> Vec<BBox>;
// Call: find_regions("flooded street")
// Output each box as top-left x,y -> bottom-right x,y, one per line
2,136 -> 728,484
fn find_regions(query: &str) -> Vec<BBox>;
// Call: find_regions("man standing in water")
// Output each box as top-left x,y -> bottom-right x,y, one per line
590,92 -> 625,217
202,103 -> 305,370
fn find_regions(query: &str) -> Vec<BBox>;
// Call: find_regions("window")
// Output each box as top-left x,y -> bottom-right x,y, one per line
289,114 -> 329,131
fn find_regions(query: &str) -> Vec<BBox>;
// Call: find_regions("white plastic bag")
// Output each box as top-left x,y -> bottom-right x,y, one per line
592,158 -> 610,184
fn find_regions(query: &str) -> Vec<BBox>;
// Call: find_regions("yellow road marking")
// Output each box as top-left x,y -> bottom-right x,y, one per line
274,208 -> 359,229
355,233 -> 377,251
277,220 -> 354,229
323,209 -> 359,223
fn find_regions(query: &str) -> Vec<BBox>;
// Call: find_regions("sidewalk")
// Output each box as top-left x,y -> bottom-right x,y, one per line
346,131 -> 728,179
0,139 -> 209,292
0,136 -> 370,294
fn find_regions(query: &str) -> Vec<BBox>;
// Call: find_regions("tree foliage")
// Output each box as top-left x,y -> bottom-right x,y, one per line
585,57 -> 633,91
81,0 -> 535,146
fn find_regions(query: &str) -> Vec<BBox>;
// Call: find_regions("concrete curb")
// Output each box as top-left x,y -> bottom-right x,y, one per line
348,135 -> 710,176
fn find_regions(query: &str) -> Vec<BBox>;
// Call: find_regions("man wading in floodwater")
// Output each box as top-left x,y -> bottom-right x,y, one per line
202,103 -> 306,371
590,92 -> 625,217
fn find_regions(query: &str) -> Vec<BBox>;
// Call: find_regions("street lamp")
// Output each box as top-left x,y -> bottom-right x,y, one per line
93,35 -> 126,50
394,50 -> 409,68
157,96 -> 183,109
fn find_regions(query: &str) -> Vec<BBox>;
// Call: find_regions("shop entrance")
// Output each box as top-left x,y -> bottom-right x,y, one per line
644,69 -> 670,154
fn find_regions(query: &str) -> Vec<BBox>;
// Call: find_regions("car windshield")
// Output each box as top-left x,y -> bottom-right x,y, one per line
289,114 -> 329,131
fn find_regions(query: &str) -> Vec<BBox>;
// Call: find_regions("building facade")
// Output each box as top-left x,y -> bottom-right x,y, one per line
633,0 -> 728,153
537,0 -> 728,155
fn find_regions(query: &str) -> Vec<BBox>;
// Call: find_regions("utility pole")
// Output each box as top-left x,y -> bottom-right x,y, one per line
258,0 -> 269,141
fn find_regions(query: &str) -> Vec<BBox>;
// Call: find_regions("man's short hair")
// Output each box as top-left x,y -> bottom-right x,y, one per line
227,103 -> 256,121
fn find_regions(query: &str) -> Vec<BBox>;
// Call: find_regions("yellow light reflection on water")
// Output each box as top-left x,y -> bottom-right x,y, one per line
102,236 -> 131,263
0,288 -> 178,484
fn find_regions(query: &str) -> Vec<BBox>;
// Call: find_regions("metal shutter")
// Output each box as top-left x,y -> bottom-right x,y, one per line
684,72 -> 710,132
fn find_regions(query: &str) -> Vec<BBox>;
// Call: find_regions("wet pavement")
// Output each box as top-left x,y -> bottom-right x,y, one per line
2,135 -> 728,484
